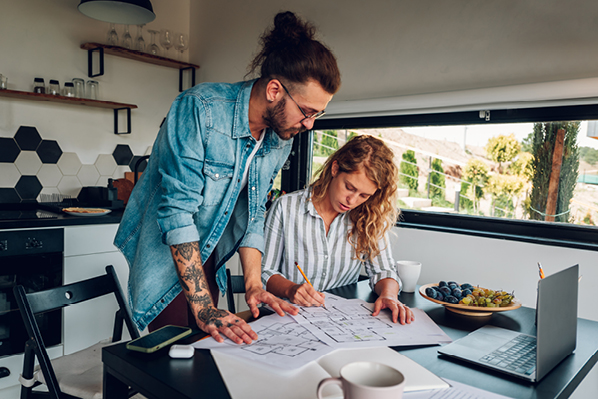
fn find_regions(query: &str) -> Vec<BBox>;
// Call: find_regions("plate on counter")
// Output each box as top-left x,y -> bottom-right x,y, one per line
62,207 -> 112,217
419,283 -> 522,316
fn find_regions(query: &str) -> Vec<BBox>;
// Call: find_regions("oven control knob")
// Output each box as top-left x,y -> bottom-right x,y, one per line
26,238 -> 43,249
0,240 -> 7,251
0,367 -> 10,378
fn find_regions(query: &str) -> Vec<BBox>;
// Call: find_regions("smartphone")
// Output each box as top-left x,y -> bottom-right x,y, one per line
126,325 -> 192,353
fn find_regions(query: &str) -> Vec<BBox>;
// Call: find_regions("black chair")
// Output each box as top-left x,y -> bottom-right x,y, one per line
225,268 -> 246,314
13,265 -> 140,399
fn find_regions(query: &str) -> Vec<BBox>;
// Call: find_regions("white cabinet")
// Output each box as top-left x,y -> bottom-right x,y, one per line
63,224 -> 132,355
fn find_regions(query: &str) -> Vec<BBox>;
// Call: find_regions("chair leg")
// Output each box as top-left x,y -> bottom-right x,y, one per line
20,340 -> 36,399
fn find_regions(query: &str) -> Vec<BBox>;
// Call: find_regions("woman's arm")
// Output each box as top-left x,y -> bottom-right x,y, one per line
372,278 -> 414,324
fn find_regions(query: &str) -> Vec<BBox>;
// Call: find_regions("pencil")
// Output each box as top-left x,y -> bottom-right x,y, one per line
537,262 -> 545,279
294,261 -> 326,309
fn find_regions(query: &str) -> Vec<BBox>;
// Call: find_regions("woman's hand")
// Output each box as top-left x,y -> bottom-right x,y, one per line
372,296 -> 415,325
287,283 -> 326,307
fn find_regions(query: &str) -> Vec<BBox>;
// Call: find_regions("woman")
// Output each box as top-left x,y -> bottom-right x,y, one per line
262,135 -> 414,324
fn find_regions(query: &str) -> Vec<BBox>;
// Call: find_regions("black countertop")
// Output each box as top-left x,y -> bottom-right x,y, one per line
0,209 -> 124,230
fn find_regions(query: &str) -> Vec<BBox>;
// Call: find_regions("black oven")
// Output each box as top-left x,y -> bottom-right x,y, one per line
0,228 -> 63,358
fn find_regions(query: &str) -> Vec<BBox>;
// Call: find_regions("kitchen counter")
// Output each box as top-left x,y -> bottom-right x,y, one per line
0,209 -> 124,230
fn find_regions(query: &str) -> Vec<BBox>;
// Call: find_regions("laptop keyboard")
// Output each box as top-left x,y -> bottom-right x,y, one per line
479,334 -> 537,375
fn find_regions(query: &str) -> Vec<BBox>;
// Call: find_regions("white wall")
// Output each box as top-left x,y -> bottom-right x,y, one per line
189,0 -> 598,102
0,0 -> 190,162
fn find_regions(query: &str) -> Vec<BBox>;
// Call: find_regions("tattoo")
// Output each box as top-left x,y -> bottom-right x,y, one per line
186,293 -> 212,307
198,307 -> 229,328
173,242 -> 199,262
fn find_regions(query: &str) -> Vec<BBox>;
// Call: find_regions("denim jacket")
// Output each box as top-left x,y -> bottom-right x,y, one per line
114,80 -> 293,330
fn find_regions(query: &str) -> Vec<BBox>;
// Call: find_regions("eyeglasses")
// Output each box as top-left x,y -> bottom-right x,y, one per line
280,82 -> 326,121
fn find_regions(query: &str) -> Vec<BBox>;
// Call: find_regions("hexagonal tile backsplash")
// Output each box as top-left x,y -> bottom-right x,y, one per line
0,126 -> 150,203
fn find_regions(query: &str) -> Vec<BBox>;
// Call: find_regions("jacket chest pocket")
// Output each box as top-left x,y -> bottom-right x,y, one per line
203,161 -> 234,206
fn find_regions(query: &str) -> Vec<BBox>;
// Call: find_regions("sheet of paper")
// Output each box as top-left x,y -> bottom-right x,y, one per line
211,346 -> 449,399
403,378 -> 514,399
192,313 -> 335,371
290,295 -> 452,348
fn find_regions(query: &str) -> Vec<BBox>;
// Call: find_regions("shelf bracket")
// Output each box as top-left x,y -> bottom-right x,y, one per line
87,47 -> 105,78
179,67 -> 196,92
114,108 -> 131,134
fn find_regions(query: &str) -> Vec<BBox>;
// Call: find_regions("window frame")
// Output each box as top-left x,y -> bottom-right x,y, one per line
310,103 -> 598,252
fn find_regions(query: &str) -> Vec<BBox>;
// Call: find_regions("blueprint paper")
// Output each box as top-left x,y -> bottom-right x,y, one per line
192,314 -> 335,371
403,379 -> 514,399
289,295 -> 452,348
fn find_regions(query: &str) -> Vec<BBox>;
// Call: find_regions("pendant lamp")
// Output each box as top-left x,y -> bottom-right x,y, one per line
78,0 -> 156,25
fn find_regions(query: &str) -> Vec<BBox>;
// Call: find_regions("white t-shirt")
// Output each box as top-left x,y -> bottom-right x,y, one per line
240,129 -> 265,190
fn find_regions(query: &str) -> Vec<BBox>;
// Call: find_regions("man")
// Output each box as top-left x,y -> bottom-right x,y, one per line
114,11 -> 341,344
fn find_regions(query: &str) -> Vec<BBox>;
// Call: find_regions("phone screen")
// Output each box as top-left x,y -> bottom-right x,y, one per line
126,325 -> 192,352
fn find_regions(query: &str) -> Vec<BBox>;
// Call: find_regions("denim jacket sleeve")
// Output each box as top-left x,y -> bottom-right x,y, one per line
156,93 -> 205,246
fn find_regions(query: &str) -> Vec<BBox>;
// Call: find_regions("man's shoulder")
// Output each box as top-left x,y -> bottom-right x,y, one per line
182,80 -> 251,101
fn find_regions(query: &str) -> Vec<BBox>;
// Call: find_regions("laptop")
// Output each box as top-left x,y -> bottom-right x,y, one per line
438,264 -> 579,382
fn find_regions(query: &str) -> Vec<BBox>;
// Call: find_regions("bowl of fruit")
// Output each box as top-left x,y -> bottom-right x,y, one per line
419,281 -> 522,316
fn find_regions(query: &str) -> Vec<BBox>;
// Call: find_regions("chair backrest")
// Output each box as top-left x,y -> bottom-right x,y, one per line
225,268 -> 245,314
13,265 -> 139,399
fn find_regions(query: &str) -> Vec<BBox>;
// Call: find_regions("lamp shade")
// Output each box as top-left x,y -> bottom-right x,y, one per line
78,0 -> 156,25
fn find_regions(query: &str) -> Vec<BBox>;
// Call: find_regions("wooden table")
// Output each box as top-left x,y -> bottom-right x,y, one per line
103,281 -> 598,399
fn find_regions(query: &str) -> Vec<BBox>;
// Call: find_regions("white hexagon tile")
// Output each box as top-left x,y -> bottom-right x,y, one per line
0,163 -> 21,187
15,151 -> 42,175
95,153 -> 117,176
58,152 -> 82,176
77,164 -> 100,186
57,175 -> 82,198
37,164 -> 63,187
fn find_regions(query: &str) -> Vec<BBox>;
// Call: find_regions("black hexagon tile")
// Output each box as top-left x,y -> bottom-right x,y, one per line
129,155 -> 149,173
37,140 -> 63,164
15,175 -> 43,201
14,126 -> 42,151
112,144 -> 134,166
0,137 -> 20,162
0,188 -> 21,203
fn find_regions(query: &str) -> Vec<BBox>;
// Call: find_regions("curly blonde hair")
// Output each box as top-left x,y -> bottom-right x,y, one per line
311,135 -> 399,262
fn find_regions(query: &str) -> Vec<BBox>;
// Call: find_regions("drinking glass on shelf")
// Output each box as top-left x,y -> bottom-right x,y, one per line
173,32 -> 189,60
72,78 -> 85,98
87,80 -> 99,100
135,25 -> 146,52
0,74 -> 7,90
107,23 -> 119,46
122,25 -> 133,49
160,29 -> 173,57
147,30 -> 160,56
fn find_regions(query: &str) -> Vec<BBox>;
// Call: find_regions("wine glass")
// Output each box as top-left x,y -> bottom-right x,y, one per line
160,29 -> 173,57
147,30 -> 160,56
122,25 -> 133,49
135,25 -> 146,52
173,32 -> 189,60
107,23 -> 119,46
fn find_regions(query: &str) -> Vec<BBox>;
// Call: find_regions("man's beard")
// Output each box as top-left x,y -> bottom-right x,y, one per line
263,97 -> 307,140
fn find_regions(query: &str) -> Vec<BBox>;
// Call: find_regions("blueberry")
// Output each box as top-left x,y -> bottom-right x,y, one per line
448,283 -> 458,290
452,288 -> 462,298
462,289 -> 472,296
425,287 -> 438,299
461,283 -> 473,290
448,281 -> 458,286
436,292 -> 444,302
438,281 -> 448,287
446,295 -> 459,304
439,286 -> 452,296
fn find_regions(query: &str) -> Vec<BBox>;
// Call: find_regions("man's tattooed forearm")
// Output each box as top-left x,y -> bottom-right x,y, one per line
173,242 -> 199,262
186,293 -> 212,307
198,307 -> 228,328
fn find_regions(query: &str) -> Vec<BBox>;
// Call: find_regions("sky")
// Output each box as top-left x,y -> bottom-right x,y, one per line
403,121 -> 598,150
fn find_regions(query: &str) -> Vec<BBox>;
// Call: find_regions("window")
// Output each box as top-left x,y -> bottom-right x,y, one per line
311,105 -> 598,251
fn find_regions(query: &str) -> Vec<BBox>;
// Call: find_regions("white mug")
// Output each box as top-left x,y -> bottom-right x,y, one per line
396,260 -> 422,293
317,361 -> 405,399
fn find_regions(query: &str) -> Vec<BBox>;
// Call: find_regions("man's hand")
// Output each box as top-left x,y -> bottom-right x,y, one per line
245,285 -> 298,318
286,283 -> 326,307
372,296 -> 415,325
196,305 -> 258,344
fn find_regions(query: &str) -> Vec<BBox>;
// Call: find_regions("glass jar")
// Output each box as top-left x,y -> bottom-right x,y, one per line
48,80 -> 60,96
0,74 -> 7,90
33,77 -> 45,94
63,82 -> 75,97
86,80 -> 99,100
72,78 -> 85,98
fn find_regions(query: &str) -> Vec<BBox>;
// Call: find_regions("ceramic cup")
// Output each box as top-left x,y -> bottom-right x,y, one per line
316,361 -> 405,399
396,260 -> 422,293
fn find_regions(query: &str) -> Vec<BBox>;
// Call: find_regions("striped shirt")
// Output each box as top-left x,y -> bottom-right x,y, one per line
261,188 -> 400,292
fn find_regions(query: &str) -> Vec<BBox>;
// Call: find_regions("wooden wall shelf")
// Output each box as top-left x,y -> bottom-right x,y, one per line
81,42 -> 199,70
0,89 -> 138,109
